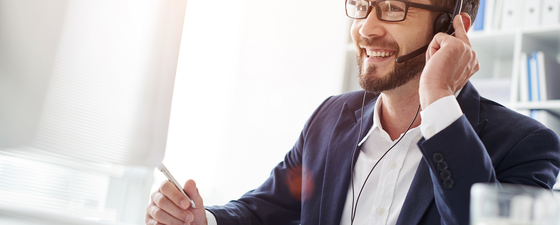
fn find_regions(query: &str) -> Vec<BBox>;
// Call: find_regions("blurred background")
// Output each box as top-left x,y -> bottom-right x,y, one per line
1,0 -> 559,224
0,0 -> 348,224
161,0 -> 349,208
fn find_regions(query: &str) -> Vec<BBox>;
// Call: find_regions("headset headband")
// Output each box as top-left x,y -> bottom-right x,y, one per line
453,0 -> 463,17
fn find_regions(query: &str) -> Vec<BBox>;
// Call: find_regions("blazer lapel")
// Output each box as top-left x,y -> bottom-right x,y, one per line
318,92 -> 377,225
396,160 -> 434,225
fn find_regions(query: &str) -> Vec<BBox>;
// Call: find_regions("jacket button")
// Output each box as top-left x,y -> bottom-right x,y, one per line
433,153 -> 444,163
437,161 -> 448,171
443,179 -> 454,189
440,170 -> 452,180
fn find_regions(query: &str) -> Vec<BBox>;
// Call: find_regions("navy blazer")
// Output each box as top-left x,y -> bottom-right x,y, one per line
206,82 -> 560,225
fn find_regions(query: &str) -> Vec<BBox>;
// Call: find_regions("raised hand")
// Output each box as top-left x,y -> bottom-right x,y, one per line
146,180 -> 207,225
419,13 -> 480,110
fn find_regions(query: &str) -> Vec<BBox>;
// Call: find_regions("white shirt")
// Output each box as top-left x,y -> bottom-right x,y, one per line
339,94 -> 423,225
339,93 -> 463,225
206,94 -> 463,225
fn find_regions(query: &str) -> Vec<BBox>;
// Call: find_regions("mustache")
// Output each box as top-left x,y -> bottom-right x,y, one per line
358,36 -> 400,53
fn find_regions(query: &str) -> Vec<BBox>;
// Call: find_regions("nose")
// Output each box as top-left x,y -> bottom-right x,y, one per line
358,7 -> 386,38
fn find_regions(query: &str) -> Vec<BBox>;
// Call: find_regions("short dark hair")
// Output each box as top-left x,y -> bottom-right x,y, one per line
432,0 -> 480,25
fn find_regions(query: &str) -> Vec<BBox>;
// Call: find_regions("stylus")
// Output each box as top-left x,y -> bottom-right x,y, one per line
157,163 -> 197,209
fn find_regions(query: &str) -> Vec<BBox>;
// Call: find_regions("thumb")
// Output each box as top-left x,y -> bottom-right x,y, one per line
452,14 -> 470,45
183,179 -> 208,225
183,179 -> 204,210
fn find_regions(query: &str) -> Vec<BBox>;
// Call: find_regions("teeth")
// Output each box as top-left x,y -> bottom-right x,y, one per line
366,50 -> 392,58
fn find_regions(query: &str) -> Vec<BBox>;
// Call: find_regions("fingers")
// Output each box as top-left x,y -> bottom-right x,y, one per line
152,190 -> 193,219
160,181 -> 193,209
426,32 -> 445,61
145,181 -> 196,225
146,199 -> 192,225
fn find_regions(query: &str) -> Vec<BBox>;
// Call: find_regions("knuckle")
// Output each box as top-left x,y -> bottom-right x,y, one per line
159,181 -> 169,192
145,214 -> 151,224
151,190 -> 159,200
147,203 -> 156,215
152,208 -> 165,221
146,217 -> 157,225
153,193 -> 165,207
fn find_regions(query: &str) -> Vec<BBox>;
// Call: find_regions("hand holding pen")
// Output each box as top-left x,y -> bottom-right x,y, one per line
146,164 -> 208,225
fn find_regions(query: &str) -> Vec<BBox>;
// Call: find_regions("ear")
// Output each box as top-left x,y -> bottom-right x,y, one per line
460,12 -> 472,33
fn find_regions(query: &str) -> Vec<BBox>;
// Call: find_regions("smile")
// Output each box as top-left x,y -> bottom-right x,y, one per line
365,49 -> 395,58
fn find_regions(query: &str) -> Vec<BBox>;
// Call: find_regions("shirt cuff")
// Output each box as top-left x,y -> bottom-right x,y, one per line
206,210 -> 218,225
420,95 -> 463,139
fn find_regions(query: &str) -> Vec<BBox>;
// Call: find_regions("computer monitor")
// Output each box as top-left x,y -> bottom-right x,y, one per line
0,0 -> 187,167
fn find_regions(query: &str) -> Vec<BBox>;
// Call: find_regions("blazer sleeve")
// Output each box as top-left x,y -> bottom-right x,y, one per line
205,96 -> 333,225
417,115 -> 560,225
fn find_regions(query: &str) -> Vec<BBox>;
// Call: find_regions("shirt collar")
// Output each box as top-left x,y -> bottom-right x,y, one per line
358,94 -> 384,146
357,87 -> 463,146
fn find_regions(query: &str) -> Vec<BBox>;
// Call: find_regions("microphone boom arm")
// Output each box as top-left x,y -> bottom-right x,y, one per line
395,43 -> 429,63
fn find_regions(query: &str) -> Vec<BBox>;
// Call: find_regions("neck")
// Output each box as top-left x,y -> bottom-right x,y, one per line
379,77 -> 422,141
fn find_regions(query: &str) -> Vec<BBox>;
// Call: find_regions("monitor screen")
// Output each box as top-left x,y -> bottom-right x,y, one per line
0,0 -> 187,167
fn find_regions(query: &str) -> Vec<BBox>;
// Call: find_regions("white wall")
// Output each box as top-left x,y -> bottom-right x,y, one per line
159,0 -> 352,206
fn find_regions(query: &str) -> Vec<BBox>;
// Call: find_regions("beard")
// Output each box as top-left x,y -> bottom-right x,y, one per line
357,37 -> 426,94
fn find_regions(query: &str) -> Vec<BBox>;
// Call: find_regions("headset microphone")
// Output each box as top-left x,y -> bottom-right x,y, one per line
395,44 -> 429,63
395,0 -> 463,63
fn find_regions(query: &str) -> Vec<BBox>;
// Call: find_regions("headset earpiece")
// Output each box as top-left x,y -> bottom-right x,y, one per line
434,13 -> 452,34
396,0 -> 462,63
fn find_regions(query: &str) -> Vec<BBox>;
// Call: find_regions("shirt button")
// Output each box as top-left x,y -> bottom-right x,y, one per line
376,207 -> 385,215
389,161 -> 397,170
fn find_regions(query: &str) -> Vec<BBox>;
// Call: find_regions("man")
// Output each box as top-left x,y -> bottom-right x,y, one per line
146,0 -> 560,224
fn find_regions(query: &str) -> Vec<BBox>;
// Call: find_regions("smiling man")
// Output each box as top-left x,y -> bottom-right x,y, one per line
146,0 -> 560,224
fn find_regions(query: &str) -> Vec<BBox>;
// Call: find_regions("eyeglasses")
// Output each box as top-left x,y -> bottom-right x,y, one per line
345,0 -> 453,21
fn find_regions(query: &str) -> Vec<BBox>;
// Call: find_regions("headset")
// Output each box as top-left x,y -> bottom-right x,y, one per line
396,0 -> 463,63
350,0 -> 464,223
435,0 -> 463,35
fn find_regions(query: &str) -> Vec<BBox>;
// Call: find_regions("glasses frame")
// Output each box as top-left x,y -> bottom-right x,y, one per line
345,0 -> 453,21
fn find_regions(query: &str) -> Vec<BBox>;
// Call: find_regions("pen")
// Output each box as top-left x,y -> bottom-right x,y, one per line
157,163 -> 196,209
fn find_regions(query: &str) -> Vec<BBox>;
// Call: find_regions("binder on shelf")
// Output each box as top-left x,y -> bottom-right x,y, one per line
542,0 -> 560,26
535,51 -> 560,100
484,0 -> 496,32
493,0 -> 504,29
530,110 -> 560,135
474,0 -> 486,30
519,52 -> 530,102
529,53 -> 539,101
523,0 -> 542,28
501,0 -> 521,30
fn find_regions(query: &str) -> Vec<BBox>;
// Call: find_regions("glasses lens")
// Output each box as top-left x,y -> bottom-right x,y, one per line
346,0 -> 369,18
377,1 -> 406,21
